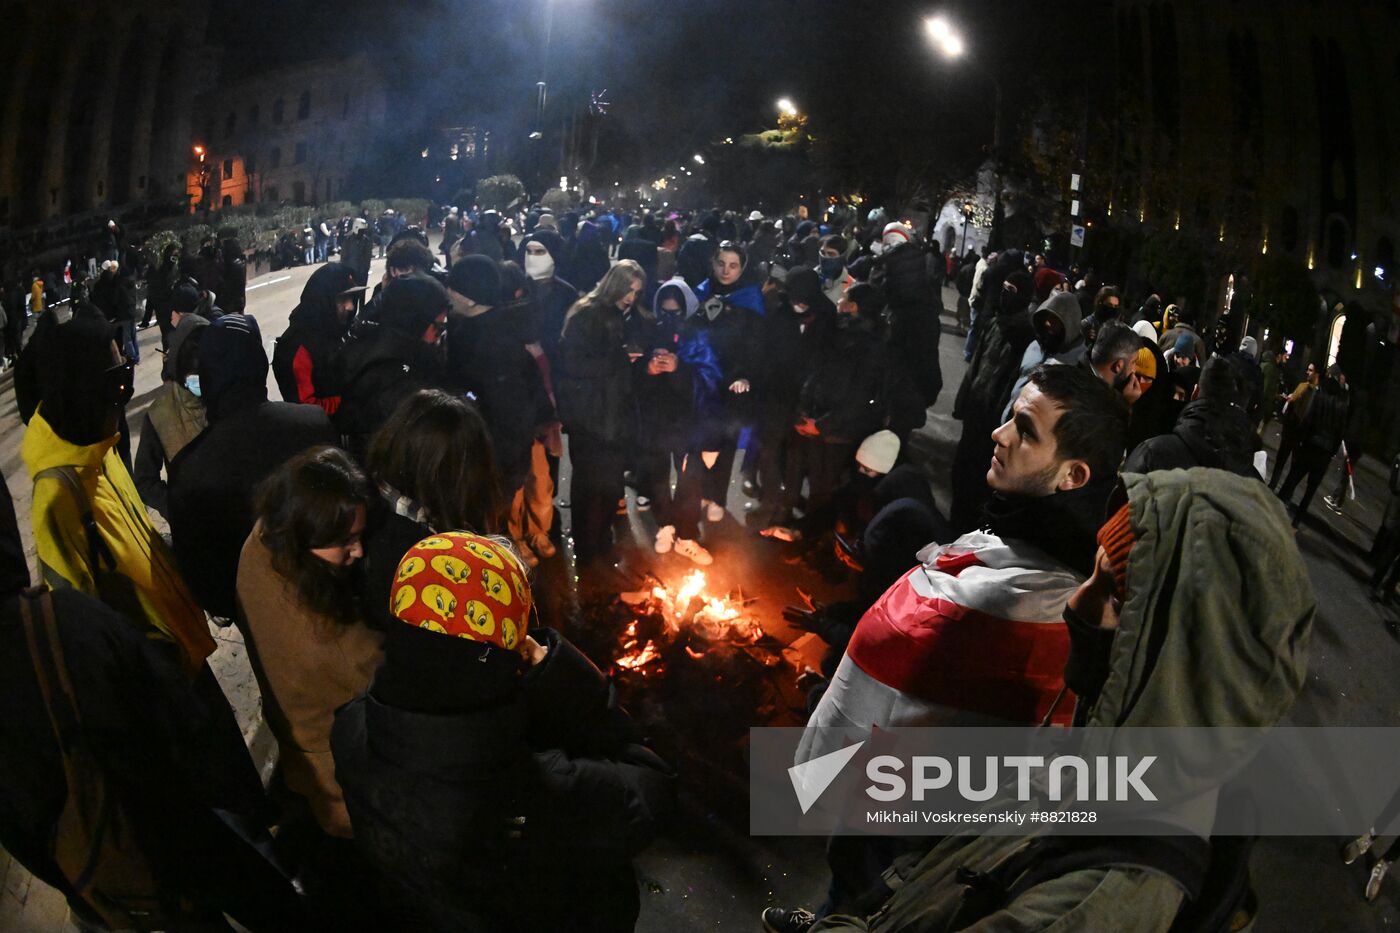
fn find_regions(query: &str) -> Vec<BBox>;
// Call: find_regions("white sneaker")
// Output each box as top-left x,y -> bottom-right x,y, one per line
637,495 -> 651,511
705,500 -> 726,523
674,537 -> 713,566
654,524 -> 676,554
1368,858 -> 1391,901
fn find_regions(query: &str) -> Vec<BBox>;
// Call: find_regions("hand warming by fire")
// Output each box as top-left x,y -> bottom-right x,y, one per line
616,570 -> 766,672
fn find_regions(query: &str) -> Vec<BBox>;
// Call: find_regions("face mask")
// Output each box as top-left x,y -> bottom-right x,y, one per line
792,303 -> 810,315
524,252 -> 554,280
184,374 -> 202,397
819,256 -> 845,280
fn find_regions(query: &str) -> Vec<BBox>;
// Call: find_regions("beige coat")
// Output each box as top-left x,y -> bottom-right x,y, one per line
236,525 -> 384,837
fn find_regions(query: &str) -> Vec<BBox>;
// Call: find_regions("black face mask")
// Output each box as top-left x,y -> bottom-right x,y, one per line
1062,603 -> 1117,714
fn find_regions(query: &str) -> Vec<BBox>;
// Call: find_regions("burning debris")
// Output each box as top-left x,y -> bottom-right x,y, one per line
614,570 -> 769,672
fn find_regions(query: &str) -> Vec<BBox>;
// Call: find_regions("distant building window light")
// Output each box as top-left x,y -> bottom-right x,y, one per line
223,159 -> 233,177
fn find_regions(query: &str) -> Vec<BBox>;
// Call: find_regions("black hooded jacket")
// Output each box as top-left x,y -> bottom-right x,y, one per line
168,317 -> 336,617
954,258 -> 1034,425
1123,398 -> 1260,479
272,263 -> 358,411
331,626 -> 674,933
518,232 -> 579,367
879,242 -> 944,407
326,324 -> 449,459
758,270 -> 834,435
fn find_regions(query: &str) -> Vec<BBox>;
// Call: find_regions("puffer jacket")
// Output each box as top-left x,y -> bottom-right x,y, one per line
556,304 -> 635,445
326,323 -> 449,459
879,242 -> 944,408
953,265 -> 1034,425
1123,398 -> 1260,478
332,627 -> 674,932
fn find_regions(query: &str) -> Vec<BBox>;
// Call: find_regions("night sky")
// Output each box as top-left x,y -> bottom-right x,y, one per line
208,0 -> 1106,195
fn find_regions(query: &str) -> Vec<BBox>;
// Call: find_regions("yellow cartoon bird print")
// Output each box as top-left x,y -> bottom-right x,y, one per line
396,556 -> 426,582
480,567 -> 512,605
462,538 -> 505,568
422,584 -> 458,621
430,555 -> 473,585
463,599 -> 496,636
392,585 -> 417,616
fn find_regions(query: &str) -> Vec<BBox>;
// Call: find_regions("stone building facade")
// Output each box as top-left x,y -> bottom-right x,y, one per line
0,0 -> 214,231
192,55 -> 389,209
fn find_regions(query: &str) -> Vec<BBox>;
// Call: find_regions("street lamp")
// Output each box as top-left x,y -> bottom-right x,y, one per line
924,13 -> 1003,245
693,154 -> 705,165
776,98 -> 798,117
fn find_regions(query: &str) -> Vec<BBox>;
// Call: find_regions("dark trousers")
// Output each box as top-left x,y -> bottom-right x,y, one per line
785,436 -> 853,527
567,431 -> 626,565
1269,419 -> 1304,488
700,429 -> 742,506
638,447 -> 701,540
754,427 -> 794,524
1279,445 -> 1334,525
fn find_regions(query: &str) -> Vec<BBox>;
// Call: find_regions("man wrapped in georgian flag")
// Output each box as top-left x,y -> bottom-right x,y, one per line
799,363 -> 1131,764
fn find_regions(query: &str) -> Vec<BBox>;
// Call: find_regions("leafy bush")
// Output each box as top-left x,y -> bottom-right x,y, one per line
180,224 -> 215,254
360,198 -> 387,218
387,198 -> 430,223
321,200 -> 356,219
476,175 -> 527,212
540,187 -> 574,215
144,229 -> 181,259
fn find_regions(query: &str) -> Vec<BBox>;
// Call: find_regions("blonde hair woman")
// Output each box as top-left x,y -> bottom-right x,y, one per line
555,260 -> 646,567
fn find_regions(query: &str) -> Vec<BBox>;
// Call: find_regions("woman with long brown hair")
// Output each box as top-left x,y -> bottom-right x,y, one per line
236,445 -> 380,841
556,260 -> 646,568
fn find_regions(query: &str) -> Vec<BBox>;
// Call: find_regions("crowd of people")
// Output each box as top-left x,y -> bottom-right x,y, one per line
0,188 -> 1386,932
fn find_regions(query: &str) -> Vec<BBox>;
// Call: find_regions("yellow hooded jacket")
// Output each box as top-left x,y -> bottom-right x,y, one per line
22,409 -> 215,676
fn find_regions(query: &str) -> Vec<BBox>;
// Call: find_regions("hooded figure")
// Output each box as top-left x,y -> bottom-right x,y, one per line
272,263 -> 365,414
328,273 -> 451,460
950,256 -> 1036,532
332,532 -> 675,932
22,315 -> 214,676
571,221 -> 612,293
1124,357 -> 1261,478
518,230 -> 579,370
1001,291 -> 1087,421
807,470 -> 1312,933
879,238 -> 944,408
135,311 -> 208,519
168,315 -> 337,618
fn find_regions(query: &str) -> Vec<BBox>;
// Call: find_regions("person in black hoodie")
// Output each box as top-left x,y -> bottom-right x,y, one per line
1123,356 -> 1261,478
949,256 -> 1035,533
750,269 -> 835,530
327,272 -> 452,460
272,262 -> 367,415
1277,365 -> 1349,527
519,230 -> 579,372
168,314 -> 337,619
332,531 -> 674,932
445,256 -> 555,564
877,237 -> 944,408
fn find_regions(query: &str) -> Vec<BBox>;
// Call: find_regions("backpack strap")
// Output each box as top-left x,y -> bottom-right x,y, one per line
33,466 -> 117,575
19,587 -> 81,748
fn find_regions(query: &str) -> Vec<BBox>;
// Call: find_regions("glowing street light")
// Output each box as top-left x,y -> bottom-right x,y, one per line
925,15 -> 964,57
693,153 -> 705,165
777,98 -> 798,117
942,33 -> 964,56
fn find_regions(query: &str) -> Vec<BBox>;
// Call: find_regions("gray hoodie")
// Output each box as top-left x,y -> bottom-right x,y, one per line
1002,291 -> 1086,421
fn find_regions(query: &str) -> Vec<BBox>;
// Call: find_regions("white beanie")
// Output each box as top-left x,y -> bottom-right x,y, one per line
881,222 -> 914,249
855,430 -> 900,475
1132,320 -> 1158,340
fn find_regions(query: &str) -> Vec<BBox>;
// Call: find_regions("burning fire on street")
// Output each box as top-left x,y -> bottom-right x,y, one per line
613,570 -> 770,674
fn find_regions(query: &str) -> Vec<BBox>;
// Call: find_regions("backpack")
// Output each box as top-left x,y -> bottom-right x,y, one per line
19,587 -> 173,929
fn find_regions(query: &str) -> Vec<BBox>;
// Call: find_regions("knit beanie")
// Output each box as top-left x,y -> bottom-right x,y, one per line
855,430 -> 900,475
1173,333 -> 1195,357
391,532 -> 532,655
381,272 -> 450,337
881,222 -> 914,248
1134,346 -> 1157,383
1132,320 -> 1158,340
1096,503 -> 1135,596
447,254 -> 502,307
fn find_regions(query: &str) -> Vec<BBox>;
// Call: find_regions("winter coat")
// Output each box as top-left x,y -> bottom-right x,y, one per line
236,527 -> 384,838
446,302 -> 552,492
1123,398 -> 1260,478
22,411 -> 214,677
326,325 -> 450,459
633,312 -> 702,452
273,285 -> 354,414
332,628 -> 674,933
953,265 -> 1035,425
799,318 -> 916,444
91,273 -> 136,324
687,285 -> 763,438
757,290 -> 834,437
1158,322 -> 1205,363
570,223 -> 612,294
168,401 -> 337,619
526,276 -> 579,370
1300,380 -> 1348,455
880,242 -> 944,408
556,304 -> 635,445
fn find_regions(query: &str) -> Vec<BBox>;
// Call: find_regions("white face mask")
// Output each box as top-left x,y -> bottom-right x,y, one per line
184,375 -> 202,398
524,252 -> 555,280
